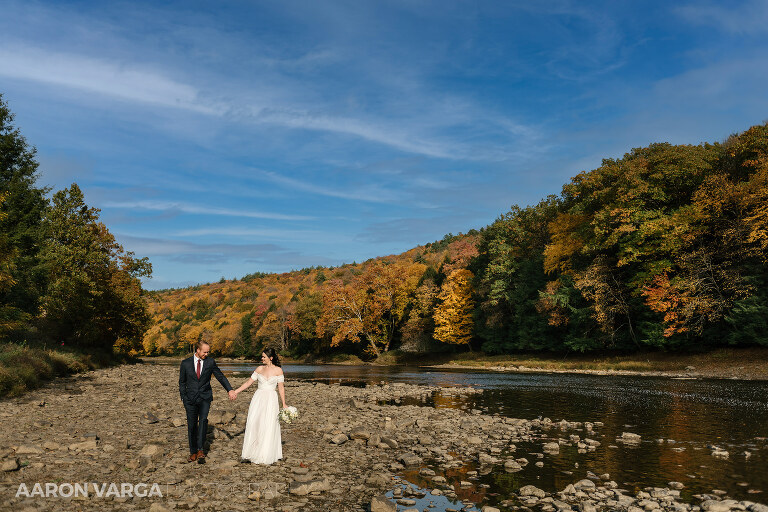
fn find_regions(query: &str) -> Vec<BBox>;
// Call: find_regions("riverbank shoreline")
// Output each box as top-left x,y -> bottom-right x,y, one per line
141,346 -> 768,381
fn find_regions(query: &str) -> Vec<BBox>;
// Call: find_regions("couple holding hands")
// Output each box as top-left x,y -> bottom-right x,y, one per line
179,342 -> 287,465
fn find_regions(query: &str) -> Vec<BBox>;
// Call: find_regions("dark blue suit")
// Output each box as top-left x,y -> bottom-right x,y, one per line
179,356 -> 232,454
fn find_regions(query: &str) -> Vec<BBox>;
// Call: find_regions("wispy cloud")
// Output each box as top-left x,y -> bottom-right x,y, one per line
0,44 -> 219,114
173,226 -> 353,244
253,169 -> 401,203
676,0 -> 768,35
104,200 -> 314,221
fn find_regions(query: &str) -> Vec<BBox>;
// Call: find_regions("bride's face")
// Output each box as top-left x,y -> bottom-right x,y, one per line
261,352 -> 270,365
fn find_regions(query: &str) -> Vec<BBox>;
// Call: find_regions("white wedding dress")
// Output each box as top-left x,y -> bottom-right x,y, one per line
241,372 -> 284,464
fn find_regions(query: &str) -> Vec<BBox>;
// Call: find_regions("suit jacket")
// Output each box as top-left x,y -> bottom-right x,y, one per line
179,356 -> 232,405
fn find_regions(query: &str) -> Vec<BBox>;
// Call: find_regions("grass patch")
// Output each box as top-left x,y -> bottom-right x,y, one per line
0,343 -> 133,399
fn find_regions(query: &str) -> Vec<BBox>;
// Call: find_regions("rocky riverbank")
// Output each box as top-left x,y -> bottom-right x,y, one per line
1,363 -> 765,512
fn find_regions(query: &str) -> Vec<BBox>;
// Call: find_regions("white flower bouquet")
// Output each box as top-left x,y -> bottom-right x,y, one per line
279,406 -> 299,424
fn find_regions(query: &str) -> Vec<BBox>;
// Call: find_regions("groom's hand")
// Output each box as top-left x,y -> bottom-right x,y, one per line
228,390 -> 237,400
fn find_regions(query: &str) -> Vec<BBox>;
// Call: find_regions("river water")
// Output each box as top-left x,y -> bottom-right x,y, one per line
205,362 -> 768,509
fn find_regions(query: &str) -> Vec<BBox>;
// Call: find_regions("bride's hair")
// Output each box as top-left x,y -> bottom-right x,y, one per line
263,347 -> 281,367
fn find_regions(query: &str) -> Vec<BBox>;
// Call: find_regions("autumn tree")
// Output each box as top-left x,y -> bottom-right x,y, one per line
434,269 -> 475,346
317,260 -> 425,356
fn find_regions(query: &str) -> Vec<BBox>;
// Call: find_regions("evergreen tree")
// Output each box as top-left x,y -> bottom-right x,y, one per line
0,94 -> 49,336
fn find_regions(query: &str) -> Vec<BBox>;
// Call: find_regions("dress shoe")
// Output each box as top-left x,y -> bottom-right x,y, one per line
196,449 -> 206,463
187,452 -> 198,462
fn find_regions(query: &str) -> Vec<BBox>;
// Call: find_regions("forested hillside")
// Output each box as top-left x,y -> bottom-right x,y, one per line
145,123 -> 768,358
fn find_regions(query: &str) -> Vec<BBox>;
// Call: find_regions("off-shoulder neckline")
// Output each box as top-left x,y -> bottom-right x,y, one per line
255,373 -> 283,381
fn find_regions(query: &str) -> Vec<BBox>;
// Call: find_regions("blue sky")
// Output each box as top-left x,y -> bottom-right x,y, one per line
1,0 -> 766,289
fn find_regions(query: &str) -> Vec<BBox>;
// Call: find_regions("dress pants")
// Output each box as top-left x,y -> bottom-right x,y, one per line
184,399 -> 211,454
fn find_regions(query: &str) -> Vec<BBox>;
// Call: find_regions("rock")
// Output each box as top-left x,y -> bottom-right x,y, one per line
289,478 -> 330,495
42,441 -> 62,451
208,410 -> 236,425
141,411 -> 160,424
365,474 -> 391,487
574,479 -> 596,490
482,507 -> 501,512
504,459 -> 522,471
701,500 -> 737,511
1,458 -> 20,471
370,495 -> 397,512
418,435 -> 434,445
148,504 -> 172,512
479,452 -> 500,464
380,435 -> 399,449
668,482 -> 685,490
140,444 -> 165,460
350,427 -> 371,440
15,444 -> 42,454
397,452 -> 422,466
519,485 -> 546,498
711,449 -> 729,458
171,417 -> 186,428
329,433 -> 348,445
618,432 -> 641,444
543,442 -> 560,453
747,504 -> 768,512
68,439 -> 98,451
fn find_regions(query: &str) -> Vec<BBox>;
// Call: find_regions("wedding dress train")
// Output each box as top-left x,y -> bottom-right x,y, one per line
241,372 -> 283,464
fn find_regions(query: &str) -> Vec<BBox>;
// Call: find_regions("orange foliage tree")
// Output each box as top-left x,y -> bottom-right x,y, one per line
434,269 -> 475,346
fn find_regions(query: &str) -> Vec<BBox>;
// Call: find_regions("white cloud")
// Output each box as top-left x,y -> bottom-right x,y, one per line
103,200 -> 314,221
0,44 -> 219,114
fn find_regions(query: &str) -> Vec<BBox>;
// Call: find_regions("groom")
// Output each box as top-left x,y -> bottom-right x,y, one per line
179,341 -> 236,463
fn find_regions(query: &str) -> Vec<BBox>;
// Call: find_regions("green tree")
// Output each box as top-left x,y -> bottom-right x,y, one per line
0,94 -> 49,335
39,184 -> 152,350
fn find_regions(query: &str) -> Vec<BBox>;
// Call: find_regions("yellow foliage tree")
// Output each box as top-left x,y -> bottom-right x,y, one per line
434,269 -> 475,346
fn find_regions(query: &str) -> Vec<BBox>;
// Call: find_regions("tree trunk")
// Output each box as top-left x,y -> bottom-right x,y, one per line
366,334 -> 381,357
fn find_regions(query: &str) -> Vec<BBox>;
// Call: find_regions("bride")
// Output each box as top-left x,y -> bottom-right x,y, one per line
232,347 -> 287,464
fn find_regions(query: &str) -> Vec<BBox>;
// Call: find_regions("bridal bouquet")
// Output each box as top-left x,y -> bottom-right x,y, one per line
279,406 -> 299,424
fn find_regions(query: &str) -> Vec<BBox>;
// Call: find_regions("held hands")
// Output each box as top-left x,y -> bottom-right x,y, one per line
228,390 -> 238,401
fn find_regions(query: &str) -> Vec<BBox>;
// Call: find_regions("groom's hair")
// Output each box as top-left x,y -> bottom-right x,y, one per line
195,340 -> 210,351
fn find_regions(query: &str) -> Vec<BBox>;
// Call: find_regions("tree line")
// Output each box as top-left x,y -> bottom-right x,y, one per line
0,94 -> 152,352
145,121 -> 768,358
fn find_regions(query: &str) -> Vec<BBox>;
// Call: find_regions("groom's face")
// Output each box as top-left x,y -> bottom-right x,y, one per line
196,344 -> 210,359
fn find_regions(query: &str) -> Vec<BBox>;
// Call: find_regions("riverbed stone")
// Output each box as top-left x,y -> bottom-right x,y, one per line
701,500 -> 738,511
1,457 -> 20,471
619,432 -> 642,444
520,485 -> 547,498
289,478 -> 330,495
